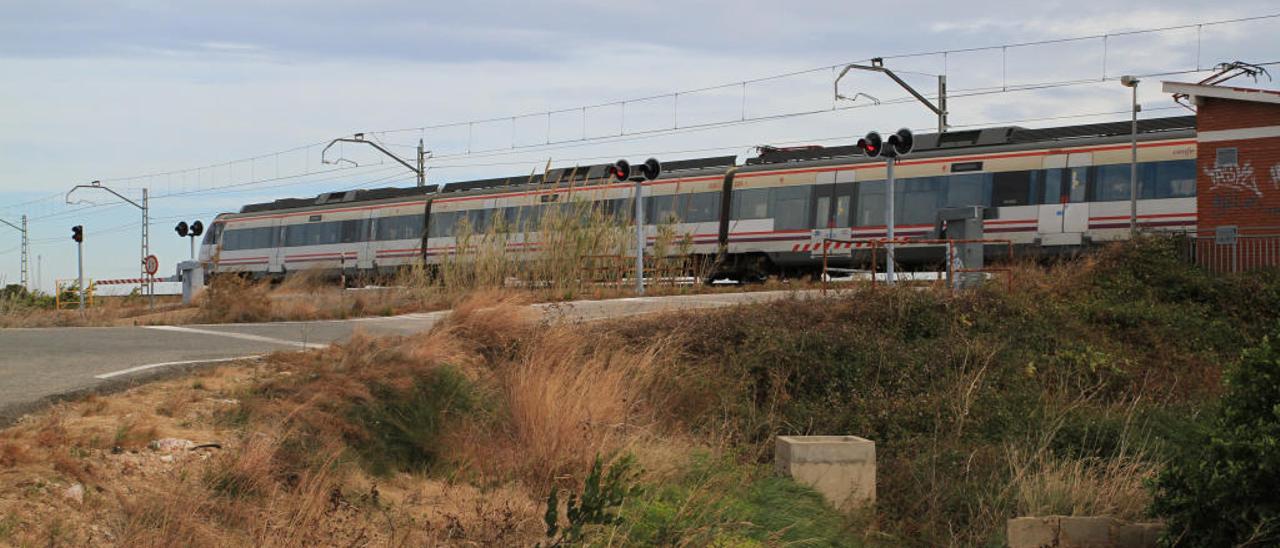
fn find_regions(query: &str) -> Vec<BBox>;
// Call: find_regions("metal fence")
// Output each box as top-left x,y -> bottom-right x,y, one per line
1176,230 -> 1280,274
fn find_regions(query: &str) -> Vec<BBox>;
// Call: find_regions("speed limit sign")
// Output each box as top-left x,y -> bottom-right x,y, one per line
144,254 -> 159,276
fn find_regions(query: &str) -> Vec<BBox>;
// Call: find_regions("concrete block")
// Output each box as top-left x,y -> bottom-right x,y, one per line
1059,516 -> 1116,547
1007,516 -> 1060,548
774,435 -> 875,510
1111,521 -> 1163,548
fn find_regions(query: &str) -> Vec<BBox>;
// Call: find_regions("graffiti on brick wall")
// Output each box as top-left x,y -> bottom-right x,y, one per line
1205,163 -> 1261,197
1272,163 -> 1280,191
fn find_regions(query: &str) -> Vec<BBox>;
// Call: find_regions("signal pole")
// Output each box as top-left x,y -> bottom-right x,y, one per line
635,177 -> 645,295
609,159 -> 662,295
0,214 -> 28,289
72,225 -> 85,312
885,157 -> 896,285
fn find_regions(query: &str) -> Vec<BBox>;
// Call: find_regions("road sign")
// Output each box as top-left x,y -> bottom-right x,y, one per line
143,254 -> 159,276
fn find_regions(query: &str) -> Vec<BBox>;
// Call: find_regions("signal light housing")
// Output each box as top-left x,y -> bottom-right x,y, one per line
190,220 -> 204,237
609,158 -> 662,182
857,131 -> 883,158
609,159 -> 631,181
887,127 -> 914,156
175,221 -> 189,237
71,225 -> 83,243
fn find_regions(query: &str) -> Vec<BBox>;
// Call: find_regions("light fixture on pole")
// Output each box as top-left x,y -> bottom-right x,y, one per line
1120,75 -> 1141,235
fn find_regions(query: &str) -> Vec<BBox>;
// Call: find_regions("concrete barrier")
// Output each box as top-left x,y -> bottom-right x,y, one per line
774,435 -> 875,510
1007,516 -> 1164,548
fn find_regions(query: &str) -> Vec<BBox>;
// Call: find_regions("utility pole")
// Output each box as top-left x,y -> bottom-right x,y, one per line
1121,75 -> 1141,235
0,214 -> 28,289
417,139 -> 427,188
142,188 -> 152,308
66,181 -> 153,309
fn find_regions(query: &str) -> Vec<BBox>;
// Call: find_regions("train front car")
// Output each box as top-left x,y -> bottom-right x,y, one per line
197,214 -> 228,278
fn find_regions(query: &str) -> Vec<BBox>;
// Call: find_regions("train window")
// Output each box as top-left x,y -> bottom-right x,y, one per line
1093,164 -> 1132,202
1140,160 -> 1196,199
897,177 -> 943,225
946,173 -> 990,208
428,211 -> 462,238
646,195 -> 679,224
856,180 -> 885,227
376,215 -> 424,240
339,219 -> 366,243
1067,167 -> 1088,203
1041,169 -> 1064,204
465,209 -> 490,233
203,222 -> 223,246
682,192 -> 721,223
731,188 -> 770,220
991,171 -> 1033,206
772,186 -> 811,230
815,196 -> 830,228
223,226 -> 274,250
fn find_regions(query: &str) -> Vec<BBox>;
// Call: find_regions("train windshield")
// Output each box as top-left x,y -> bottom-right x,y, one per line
202,222 -> 223,246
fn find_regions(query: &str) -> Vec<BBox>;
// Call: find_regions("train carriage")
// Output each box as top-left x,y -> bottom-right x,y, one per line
199,116 -> 1200,281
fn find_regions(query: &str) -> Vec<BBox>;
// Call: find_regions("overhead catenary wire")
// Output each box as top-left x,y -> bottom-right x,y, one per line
19,11 -> 1271,202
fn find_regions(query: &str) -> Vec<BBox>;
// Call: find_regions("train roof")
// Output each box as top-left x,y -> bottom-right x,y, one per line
234,115 -> 1196,215
744,115 -> 1196,165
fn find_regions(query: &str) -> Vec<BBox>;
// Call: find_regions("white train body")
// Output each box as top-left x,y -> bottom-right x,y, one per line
198,116 -> 1200,279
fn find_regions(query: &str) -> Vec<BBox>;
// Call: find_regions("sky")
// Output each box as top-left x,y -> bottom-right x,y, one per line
2,0 -> 1279,292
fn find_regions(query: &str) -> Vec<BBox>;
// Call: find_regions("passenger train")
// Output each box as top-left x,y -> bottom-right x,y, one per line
198,116 -> 1199,281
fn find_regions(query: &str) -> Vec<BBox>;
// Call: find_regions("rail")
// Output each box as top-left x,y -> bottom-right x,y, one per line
819,237 -> 1015,294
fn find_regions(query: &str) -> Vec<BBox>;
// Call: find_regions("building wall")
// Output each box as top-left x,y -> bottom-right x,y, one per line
1195,96 -> 1280,271
1196,97 -> 1280,233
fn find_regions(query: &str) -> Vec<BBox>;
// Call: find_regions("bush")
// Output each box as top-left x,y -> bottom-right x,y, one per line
615,453 -> 859,546
1151,328 -> 1280,546
348,365 -> 479,476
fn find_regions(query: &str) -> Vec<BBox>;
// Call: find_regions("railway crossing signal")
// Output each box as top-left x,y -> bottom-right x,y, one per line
175,220 -> 204,259
71,225 -> 85,311
857,128 -> 913,158
856,128 -> 915,286
609,158 -> 663,295
608,157 -> 662,182
857,132 -> 882,157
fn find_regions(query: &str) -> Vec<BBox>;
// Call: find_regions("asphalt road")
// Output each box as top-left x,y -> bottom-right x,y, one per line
0,290 -> 814,424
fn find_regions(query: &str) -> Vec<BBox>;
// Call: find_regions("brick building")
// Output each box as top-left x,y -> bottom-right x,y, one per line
1161,81 -> 1280,269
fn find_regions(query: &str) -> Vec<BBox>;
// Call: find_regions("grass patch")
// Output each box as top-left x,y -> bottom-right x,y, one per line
615,453 -> 861,546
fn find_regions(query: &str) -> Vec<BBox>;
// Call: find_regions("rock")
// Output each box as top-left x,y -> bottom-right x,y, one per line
149,438 -> 195,452
63,483 -> 84,504
159,454 -> 175,463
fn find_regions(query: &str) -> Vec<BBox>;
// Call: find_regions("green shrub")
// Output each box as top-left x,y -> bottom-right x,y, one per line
1151,328 -> 1280,546
616,453 -> 859,546
348,365 -> 478,476
543,454 -> 638,546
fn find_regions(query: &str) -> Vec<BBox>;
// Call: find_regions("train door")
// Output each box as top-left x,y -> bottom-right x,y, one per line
268,220 -> 286,274
356,210 -> 375,270
1037,153 -> 1091,246
809,172 -> 855,256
